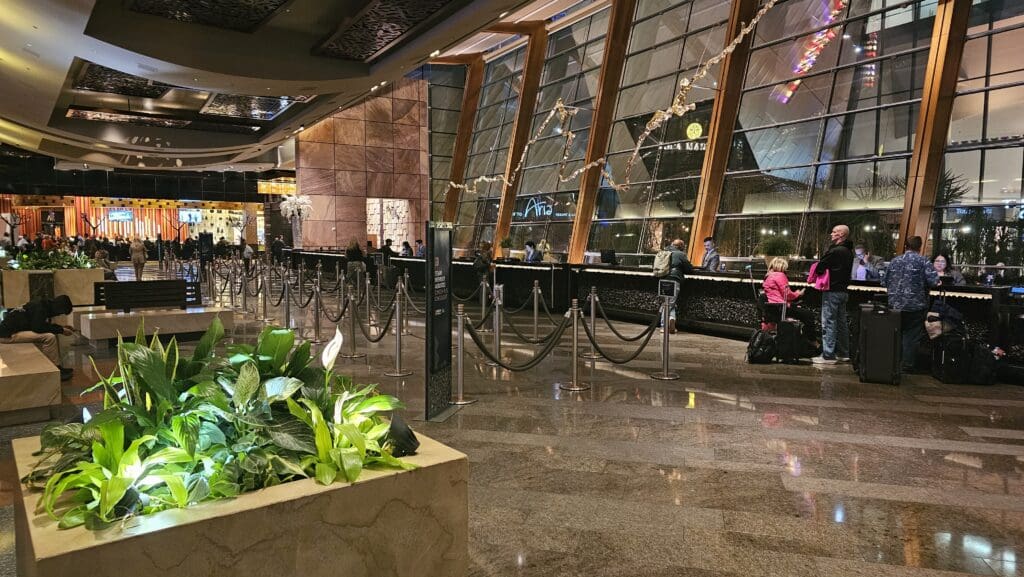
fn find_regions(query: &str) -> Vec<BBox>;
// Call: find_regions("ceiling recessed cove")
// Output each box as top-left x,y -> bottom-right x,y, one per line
75,62 -> 171,98
127,0 -> 291,32
201,94 -> 299,121
319,0 -> 472,62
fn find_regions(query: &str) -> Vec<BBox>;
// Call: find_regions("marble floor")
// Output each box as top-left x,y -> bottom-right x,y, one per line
2,263 -> 1024,576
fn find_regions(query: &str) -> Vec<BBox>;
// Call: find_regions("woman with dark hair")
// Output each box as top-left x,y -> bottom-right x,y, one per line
400,241 -> 413,257
932,253 -> 966,286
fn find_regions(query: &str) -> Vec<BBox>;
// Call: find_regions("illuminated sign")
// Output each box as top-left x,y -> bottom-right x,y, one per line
686,123 -> 703,140
512,196 -> 574,220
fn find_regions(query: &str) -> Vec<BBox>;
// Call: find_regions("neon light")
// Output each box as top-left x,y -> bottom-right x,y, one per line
777,0 -> 848,103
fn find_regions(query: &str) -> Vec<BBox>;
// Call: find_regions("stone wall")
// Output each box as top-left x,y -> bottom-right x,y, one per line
296,74 -> 429,249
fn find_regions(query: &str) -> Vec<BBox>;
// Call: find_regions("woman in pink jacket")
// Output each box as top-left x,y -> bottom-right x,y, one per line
763,257 -> 819,351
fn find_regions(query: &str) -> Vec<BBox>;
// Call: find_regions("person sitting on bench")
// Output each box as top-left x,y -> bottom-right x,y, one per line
0,295 -> 74,380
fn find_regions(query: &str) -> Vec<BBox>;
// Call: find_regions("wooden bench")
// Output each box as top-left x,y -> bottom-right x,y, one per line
81,307 -> 234,347
94,280 -> 201,313
0,344 -> 60,425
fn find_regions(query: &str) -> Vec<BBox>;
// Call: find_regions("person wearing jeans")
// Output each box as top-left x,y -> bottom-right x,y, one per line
812,225 -> 854,364
883,236 -> 939,372
665,239 -> 694,333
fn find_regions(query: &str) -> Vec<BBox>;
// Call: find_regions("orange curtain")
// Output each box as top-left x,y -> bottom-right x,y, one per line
5,196 -> 191,240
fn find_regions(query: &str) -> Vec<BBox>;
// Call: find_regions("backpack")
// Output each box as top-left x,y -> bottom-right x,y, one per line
746,329 -> 776,364
653,250 -> 672,277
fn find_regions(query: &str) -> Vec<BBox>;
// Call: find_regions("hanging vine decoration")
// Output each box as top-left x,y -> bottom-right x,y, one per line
447,0 -> 780,197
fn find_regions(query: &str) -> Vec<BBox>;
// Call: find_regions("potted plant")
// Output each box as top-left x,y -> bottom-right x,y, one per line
757,235 -> 793,265
279,195 -> 313,250
498,237 -> 512,259
21,320 -> 417,530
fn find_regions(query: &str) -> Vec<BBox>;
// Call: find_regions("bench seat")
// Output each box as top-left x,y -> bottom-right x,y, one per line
0,344 -> 60,425
81,307 -> 234,344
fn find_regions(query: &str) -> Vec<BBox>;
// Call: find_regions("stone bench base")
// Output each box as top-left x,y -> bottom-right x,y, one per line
15,433 -> 468,577
0,344 -> 60,425
81,307 -> 235,344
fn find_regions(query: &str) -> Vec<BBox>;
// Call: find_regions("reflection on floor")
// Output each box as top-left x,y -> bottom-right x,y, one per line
1,262 -> 1023,576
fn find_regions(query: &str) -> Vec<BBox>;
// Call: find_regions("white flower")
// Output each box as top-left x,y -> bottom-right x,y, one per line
321,326 -> 344,373
280,195 -> 314,221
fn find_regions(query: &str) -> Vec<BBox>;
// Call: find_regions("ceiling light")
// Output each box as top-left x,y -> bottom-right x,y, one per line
83,163 -> 89,169
499,11 -> 508,17
430,50 -> 441,58
370,86 -> 378,92
25,43 -> 32,47
842,34 -> 851,39
380,81 -> 387,86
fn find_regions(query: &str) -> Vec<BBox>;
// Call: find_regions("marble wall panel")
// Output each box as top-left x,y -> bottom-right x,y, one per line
366,147 -> 395,173
336,170 -> 367,195
394,173 -> 420,198
395,149 -> 420,175
335,101 -> 364,120
333,118 -> 365,146
335,145 -> 366,172
297,168 -> 335,197
394,124 -> 420,150
303,119 -> 334,144
392,99 -> 419,125
298,141 -> 334,170
365,121 -> 394,148
367,172 -> 394,197
365,97 -> 392,123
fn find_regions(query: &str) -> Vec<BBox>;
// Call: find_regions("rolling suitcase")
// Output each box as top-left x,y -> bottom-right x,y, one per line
858,303 -> 901,385
932,335 -> 971,384
774,300 -> 803,363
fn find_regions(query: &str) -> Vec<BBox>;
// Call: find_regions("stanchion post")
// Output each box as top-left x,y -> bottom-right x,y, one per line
581,286 -> 601,360
477,277 -> 492,334
650,296 -> 680,381
365,275 -> 374,328
532,280 -> 540,341
229,259 -> 237,309
452,304 -> 476,405
340,285 -> 365,359
283,269 -> 292,329
486,284 -> 503,367
241,259 -> 249,313
557,299 -> 590,392
259,262 -> 270,322
385,277 -> 412,377
310,269 -> 323,344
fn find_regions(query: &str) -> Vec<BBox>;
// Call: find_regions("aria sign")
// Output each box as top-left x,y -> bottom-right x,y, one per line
513,197 -> 573,220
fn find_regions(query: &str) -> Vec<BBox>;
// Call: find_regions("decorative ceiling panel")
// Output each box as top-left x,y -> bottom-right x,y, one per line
201,94 -> 297,121
127,0 -> 290,32
74,63 -> 172,98
320,0 -> 467,62
67,108 -> 261,134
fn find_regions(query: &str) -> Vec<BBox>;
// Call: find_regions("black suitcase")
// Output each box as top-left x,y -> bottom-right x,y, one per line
775,319 -> 803,363
932,335 -> 972,384
968,342 -> 998,385
858,303 -> 901,385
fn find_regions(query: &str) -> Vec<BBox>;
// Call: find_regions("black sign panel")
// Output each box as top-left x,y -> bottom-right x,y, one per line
424,222 -> 453,420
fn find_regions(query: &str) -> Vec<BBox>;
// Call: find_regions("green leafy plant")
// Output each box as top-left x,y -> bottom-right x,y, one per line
499,237 -> 513,249
23,321 -> 413,530
8,250 -> 94,270
756,235 -> 793,257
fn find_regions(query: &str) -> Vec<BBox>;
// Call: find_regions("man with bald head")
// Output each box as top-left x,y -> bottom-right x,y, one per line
812,224 -> 855,364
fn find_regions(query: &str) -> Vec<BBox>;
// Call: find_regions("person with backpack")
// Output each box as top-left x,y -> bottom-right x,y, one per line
0,295 -> 74,380
653,239 -> 693,334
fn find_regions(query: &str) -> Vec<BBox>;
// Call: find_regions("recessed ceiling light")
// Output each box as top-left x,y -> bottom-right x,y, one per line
25,43 -> 32,47
499,11 -> 508,17
380,81 -> 387,86
193,77 -> 198,81
430,50 -> 441,57
370,86 -> 378,91
32,25 -> 38,30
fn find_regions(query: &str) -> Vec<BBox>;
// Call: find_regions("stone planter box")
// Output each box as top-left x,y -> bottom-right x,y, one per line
2,269 -> 103,308
53,269 -> 104,306
14,433 -> 468,577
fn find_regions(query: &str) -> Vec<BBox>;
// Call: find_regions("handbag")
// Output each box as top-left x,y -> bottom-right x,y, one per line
746,329 -> 776,364
807,262 -> 831,291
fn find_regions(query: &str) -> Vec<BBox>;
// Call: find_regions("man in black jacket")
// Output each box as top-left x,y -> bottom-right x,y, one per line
812,225 -> 854,365
0,295 -> 74,380
666,239 -> 694,334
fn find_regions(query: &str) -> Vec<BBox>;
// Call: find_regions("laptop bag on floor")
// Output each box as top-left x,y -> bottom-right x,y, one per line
931,335 -> 972,384
858,303 -> 901,385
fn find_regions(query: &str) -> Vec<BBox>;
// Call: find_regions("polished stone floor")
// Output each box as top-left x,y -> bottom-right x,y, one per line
2,263 -> 1024,576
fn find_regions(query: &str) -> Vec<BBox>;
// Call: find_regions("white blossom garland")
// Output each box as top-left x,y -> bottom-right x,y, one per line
448,0 -> 780,196
280,194 -> 313,221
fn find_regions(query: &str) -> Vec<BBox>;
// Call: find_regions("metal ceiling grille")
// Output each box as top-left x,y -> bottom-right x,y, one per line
127,0 -> 290,32
201,94 -> 297,121
74,63 -> 172,98
320,0 -> 468,62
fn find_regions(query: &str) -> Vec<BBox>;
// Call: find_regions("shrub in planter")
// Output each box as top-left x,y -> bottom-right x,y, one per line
10,251 -> 94,270
22,319 -> 414,530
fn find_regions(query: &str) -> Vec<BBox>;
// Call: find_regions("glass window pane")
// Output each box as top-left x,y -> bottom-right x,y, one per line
714,215 -> 803,258
642,218 -> 694,254
942,151 -> 982,204
595,184 -> 652,220
720,168 -> 813,214
650,178 -> 699,217
811,159 -> 907,210
985,85 -> 1024,141
981,147 -> 1023,202
588,220 -> 644,254
729,121 -> 822,171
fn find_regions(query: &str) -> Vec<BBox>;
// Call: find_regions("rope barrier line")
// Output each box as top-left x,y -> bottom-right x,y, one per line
579,310 -> 660,365
502,311 -> 562,344
464,312 -> 570,372
501,295 -> 532,316
538,292 -> 560,325
403,286 -> 425,314
321,297 -> 349,323
353,297 -> 397,343
594,298 -> 655,342
453,283 -> 482,302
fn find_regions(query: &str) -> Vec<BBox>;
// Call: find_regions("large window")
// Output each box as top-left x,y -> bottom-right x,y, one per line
587,0 -> 732,262
454,47 -> 526,250
717,0 -> 936,259
937,0 -> 1024,269
425,65 -> 466,222
510,8 -> 610,258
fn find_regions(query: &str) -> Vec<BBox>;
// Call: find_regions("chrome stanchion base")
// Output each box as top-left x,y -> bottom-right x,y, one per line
580,351 -> 602,360
451,398 -> 478,406
339,352 -> 366,359
556,381 -> 591,392
384,369 -> 413,377
650,371 -> 680,381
